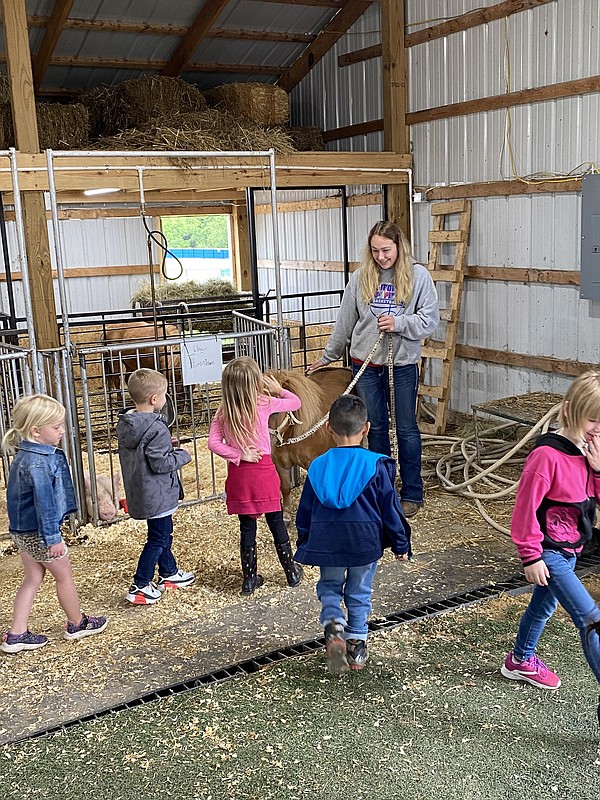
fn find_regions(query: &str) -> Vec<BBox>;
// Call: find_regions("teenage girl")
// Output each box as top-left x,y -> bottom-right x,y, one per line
208,357 -> 303,594
1,394 -> 108,654
502,371 -> 600,727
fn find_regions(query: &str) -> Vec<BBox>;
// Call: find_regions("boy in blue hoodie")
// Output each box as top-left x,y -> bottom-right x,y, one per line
295,394 -> 411,674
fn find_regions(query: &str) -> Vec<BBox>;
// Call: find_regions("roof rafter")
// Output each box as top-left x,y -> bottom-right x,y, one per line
163,0 -> 231,77
277,0 -> 373,92
31,0 -> 74,92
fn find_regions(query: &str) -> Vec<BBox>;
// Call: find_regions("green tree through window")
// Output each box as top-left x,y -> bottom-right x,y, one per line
161,215 -> 229,249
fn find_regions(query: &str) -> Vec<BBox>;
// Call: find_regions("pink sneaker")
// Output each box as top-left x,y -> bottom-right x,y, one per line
501,651 -> 561,690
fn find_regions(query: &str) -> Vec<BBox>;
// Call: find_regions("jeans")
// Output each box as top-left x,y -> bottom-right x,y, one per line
317,561 -> 378,640
134,515 -> 177,587
352,361 -> 423,504
513,549 -> 600,682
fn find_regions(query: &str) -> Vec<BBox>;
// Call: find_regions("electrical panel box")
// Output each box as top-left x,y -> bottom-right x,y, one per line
581,173 -> 600,299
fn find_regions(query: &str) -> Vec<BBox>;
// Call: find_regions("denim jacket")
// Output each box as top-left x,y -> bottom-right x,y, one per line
6,440 -> 77,547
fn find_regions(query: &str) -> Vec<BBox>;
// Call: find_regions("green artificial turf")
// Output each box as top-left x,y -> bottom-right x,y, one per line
3,596 -> 599,799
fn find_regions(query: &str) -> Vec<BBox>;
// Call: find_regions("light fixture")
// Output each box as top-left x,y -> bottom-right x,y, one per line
83,187 -> 121,196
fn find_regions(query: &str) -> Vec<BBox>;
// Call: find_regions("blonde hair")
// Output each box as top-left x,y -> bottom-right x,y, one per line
127,368 -> 167,405
359,220 -> 414,306
1,394 -> 66,455
217,357 -> 263,449
558,371 -> 600,437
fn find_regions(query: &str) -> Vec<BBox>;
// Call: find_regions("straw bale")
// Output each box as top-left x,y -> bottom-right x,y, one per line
0,101 -> 89,150
286,125 -> 325,151
131,278 -> 236,305
95,109 -> 294,154
81,75 -> 206,138
206,82 -> 289,126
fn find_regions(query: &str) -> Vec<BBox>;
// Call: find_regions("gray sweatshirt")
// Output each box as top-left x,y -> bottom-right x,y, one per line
117,410 -> 191,520
322,263 -> 439,367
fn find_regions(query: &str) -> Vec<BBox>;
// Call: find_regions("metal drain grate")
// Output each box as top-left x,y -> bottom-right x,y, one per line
9,553 -> 600,746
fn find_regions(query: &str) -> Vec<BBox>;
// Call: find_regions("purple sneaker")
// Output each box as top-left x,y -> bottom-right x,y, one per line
64,614 -> 108,641
501,651 -> 561,690
1,630 -> 48,654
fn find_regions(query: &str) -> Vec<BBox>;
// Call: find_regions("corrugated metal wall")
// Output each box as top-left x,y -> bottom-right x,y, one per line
0,214 -> 156,319
288,0 -> 600,411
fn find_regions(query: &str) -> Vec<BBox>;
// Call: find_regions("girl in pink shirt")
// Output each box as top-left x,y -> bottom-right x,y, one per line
208,357 -> 303,594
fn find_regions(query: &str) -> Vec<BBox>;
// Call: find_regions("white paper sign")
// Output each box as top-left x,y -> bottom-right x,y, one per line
181,336 -> 223,385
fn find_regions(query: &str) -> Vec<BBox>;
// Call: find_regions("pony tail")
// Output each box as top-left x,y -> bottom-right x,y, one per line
1,427 -> 21,456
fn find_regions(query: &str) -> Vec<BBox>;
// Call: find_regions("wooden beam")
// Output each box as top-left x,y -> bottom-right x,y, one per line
406,0 -> 555,48
277,0 -> 373,92
408,75 -> 600,125
426,178 -> 581,200
28,14 -> 315,43
339,0 -> 555,66
465,266 -> 579,284
31,0 -> 74,93
27,54 -> 285,76
455,344 -> 596,378
3,0 -> 59,350
338,43 -> 381,67
162,0 -> 231,77
231,201 -> 252,292
0,264 -> 160,281
381,0 -> 409,234
322,118 -> 384,142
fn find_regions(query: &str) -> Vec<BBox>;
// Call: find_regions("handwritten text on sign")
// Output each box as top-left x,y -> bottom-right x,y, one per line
181,336 -> 223,385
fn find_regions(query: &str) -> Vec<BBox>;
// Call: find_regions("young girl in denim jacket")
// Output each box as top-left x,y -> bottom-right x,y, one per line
1,394 -> 107,654
208,357 -> 303,594
502,372 -> 600,728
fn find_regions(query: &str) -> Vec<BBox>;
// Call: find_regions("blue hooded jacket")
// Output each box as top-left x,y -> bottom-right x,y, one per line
294,446 -> 411,567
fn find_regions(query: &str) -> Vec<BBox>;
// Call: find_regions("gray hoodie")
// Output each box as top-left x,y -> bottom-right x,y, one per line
322,263 -> 439,367
116,410 -> 191,520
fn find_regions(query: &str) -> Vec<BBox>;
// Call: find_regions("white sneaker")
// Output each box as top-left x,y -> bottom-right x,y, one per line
126,581 -> 161,605
157,569 -> 195,591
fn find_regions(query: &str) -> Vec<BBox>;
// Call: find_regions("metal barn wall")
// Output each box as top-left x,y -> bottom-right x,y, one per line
0,214 -> 154,319
287,0 -> 600,412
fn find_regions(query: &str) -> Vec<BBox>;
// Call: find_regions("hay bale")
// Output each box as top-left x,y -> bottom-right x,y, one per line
131,278 -> 236,306
205,82 -> 288,126
95,109 -> 294,154
286,125 -> 325,151
0,102 -> 89,150
81,76 -> 206,138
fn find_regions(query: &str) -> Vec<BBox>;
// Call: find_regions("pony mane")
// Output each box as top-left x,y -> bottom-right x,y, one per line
273,370 -> 325,435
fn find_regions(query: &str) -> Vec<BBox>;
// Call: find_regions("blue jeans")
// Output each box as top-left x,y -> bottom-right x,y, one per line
352,361 -> 423,504
134,515 -> 178,587
317,561 -> 378,640
513,549 -> 600,683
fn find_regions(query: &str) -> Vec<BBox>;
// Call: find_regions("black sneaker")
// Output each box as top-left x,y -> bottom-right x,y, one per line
323,619 -> 348,675
346,638 -> 368,671
1,630 -> 48,653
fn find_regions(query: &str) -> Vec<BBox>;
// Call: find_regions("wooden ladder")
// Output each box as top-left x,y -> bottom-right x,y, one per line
418,199 -> 472,434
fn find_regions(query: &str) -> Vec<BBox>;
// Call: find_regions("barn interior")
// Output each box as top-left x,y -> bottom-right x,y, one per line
1,0 -> 600,746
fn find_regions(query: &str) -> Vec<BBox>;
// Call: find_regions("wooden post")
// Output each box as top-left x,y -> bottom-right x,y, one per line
381,0 -> 411,236
3,0 -> 60,349
231,200 -> 252,292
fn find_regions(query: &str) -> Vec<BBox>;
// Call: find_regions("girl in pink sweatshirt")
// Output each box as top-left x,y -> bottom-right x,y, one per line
501,371 -> 600,729
208,357 -> 303,594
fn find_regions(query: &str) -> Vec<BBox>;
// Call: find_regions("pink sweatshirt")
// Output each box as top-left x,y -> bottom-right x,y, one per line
511,433 -> 600,565
208,389 -> 301,465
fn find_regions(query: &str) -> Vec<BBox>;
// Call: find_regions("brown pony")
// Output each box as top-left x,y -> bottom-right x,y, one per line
103,321 -> 181,392
270,366 -> 353,518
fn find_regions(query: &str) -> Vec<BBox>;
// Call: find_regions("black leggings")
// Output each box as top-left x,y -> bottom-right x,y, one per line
239,512 -> 289,549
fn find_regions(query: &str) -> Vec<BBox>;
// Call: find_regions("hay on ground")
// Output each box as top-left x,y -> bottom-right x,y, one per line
81,75 -> 206,138
206,82 -> 289,127
0,102 -> 89,150
95,109 -> 294,154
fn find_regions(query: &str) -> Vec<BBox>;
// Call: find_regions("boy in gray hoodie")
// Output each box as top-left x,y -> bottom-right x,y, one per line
117,368 -> 194,605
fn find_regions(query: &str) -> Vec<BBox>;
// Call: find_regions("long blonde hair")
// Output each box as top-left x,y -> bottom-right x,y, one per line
1,394 -> 66,455
217,357 -> 264,449
558,371 -> 600,437
359,220 -> 414,306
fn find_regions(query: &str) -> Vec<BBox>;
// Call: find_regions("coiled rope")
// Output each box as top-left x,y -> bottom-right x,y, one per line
421,403 -> 561,535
